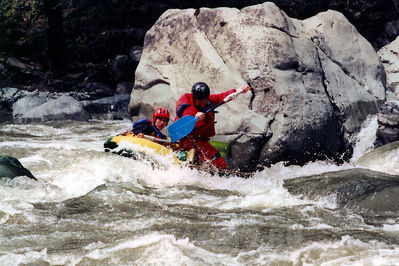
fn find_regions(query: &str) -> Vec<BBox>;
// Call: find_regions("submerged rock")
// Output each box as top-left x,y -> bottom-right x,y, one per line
284,168 -> 399,212
356,140 -> 399,176
0,155 -> 36,180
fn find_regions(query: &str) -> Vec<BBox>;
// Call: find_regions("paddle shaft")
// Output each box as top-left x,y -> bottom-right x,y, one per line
203,87 -> 245,115
167,87 -> 247,142
143,135 -> 172,143
203,100 -> 226,115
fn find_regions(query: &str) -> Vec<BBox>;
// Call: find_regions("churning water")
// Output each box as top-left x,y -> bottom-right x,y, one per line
1,117 -> 399,265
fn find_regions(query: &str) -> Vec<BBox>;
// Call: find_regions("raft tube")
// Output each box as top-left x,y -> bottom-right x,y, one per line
104,132 -> 252,178
104,132 -> 191,164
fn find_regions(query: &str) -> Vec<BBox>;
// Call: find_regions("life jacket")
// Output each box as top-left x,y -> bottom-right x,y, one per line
176,101 -> 215,119
132,118 -> 167,139
175,93 -> 216,140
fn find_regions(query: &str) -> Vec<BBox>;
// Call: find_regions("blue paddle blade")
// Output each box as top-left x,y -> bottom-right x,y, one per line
168,115 -> 198,143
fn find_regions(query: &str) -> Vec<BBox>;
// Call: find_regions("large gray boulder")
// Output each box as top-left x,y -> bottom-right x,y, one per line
14,95 -> 90,122
12,91 -> 48,117
129,3 -> 386,169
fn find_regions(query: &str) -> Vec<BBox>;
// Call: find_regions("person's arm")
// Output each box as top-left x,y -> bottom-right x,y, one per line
181,106 -> 206,128
209,85 -> 251,105
132,118 -> 153,136
209,88 -> 237,105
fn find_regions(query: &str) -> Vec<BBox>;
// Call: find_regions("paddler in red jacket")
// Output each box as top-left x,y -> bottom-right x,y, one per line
175,82 -> 251,169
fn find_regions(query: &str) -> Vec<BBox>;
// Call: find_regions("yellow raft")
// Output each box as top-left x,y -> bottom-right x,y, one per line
104,132 -> 192,165
104,132 -> 253,178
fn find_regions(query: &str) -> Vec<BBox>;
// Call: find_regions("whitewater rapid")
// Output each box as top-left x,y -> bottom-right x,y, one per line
1,116 -> 399,265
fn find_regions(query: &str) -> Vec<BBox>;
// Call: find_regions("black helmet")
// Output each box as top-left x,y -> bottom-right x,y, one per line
191,82 -> 210,100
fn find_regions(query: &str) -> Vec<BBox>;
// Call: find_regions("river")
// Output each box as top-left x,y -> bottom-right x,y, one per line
1,117 -> 399,265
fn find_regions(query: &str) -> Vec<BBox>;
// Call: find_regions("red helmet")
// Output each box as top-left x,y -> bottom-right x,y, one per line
152,107 -> 170,123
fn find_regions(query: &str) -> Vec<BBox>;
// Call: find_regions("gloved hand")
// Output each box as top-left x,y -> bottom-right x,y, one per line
195,112 -> 205,121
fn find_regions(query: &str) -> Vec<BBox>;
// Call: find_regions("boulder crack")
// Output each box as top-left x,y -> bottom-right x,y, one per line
314,44 -> 344,125
193,10 -> 227,65
313,37 -> 373,96
135,65 -> 170,91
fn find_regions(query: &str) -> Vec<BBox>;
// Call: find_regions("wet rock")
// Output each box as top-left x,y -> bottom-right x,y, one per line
112,55 -> 134,82
130,3 -> 385,167
84,82 -> 115,100
15,95 -> 90,122
230,133 -> 271,172
129,46 -> 142,63
0,107 -> 12,123
0,87 -> 27,110
283,168 -> 399,211
375,101 -> 399,147
12,91 -> 48,117
0,155 -> 36,180
112,114 -> 124,120
116,81 -> 133,95
378,36 -> 399,100
0,57 -> 41,88
82,94 -> 130,113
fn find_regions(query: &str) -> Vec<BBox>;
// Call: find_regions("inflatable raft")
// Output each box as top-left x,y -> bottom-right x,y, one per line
104,132 -> 252,178
104,131 -> 190,164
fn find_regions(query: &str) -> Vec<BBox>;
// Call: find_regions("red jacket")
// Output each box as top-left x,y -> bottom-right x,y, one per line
175,89 -> 236,140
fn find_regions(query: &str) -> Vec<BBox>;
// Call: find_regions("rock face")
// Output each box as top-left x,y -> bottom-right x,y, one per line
129,3 -> 386,169
378,36 -> 399,101
374,101 -> 399,147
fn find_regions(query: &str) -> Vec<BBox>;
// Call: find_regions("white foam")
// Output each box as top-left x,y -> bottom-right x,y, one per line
350,115 -> 378,164
363,150 -> 399,176
235,235 -> 399,265
0,249 -> 50,265
77,233 -> 236,265
382,223 -> 399,231
1,120 -> 399,264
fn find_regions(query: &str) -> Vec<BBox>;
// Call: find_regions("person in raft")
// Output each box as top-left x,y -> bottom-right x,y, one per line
132,107 -> 170,141
174,82 -> 251,169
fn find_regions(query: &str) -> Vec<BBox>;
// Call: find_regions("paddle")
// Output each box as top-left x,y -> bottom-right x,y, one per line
142,135 -> 172,143
168,87 -> 246,143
